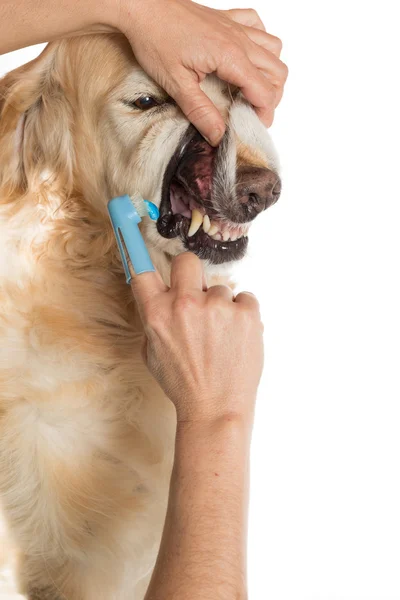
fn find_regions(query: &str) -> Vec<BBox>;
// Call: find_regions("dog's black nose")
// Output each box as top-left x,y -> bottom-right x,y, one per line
236,166 -> 281,218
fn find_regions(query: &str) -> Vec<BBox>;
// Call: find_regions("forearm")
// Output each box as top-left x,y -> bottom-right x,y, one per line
0,0 -> 119,55
145,414 -> 253,600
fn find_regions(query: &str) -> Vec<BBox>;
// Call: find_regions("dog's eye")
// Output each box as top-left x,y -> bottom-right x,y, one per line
132,96 -> 159,110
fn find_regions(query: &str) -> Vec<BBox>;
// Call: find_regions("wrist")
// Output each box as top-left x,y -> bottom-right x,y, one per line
108,0 -> 158,36
97,0 -> 126,31
174,395 -> 256,431
175,413 -> 253,462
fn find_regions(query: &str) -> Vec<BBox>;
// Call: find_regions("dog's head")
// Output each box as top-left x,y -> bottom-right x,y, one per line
0,34 -> 280,275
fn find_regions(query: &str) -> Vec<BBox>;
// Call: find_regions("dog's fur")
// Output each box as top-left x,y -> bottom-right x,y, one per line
0,34 -> 279,599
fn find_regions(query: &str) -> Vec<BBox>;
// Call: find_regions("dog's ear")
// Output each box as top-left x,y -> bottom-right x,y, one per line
0,44 -> 74,194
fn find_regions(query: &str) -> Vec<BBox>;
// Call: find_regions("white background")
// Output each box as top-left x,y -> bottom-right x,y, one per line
1,1 -> 400,598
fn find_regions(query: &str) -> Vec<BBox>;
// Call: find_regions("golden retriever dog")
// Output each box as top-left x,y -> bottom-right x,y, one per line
0,34 -> 281,599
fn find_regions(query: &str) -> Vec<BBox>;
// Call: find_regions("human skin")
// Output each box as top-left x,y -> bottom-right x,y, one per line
131,253 -> 264,599
0,0 -> 288,145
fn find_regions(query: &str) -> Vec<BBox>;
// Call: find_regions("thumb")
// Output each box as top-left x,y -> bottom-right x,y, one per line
171,71 -> 226,146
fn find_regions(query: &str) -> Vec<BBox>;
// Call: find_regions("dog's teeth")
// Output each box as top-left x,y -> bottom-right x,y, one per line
208,223 -> 219,236
203,214 -> 211,233
204,219 -> 249,240
188,209 -> 203,237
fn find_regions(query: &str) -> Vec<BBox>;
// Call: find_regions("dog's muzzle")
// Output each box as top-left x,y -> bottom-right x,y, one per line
157,126 -> 281,264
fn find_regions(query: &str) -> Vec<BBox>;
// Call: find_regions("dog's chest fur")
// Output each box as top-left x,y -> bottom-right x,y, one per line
0,196 -> 177,597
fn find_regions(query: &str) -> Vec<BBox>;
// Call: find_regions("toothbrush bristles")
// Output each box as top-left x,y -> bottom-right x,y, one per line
130,192 -> 148,218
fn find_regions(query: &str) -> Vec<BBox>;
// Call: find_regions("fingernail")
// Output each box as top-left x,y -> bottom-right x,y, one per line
206,128 -> 223,147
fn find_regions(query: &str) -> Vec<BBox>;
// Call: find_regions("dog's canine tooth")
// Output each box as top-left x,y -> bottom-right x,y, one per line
203,214 -> 211,234
208,223 -> 219,236
230,232 -> 238,241
222,230 -> 230,242
188,208 -> 203,237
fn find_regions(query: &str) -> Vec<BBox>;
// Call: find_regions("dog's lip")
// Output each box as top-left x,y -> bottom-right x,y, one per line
185,225 -> 249,264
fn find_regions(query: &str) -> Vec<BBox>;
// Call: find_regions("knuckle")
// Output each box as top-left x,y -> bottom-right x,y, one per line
246,67 -> 271,89
271,62 -> 289,86
281,61 -> 289,81
173,293 -> 201,313
185,102 -> 216,124
273,36 -> 283,54
209,296 -> 229,313
222,39 -> 244,60
213,284 -> 233,295
248,7 -> 260,18
237,7 -> 258,18
259,81 -> 277,103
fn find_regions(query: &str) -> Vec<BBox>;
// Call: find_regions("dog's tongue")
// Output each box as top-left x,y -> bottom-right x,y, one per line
170,182 -> 192,218
170,182 -> 208,220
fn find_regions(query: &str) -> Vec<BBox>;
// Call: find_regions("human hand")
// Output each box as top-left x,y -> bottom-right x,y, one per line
115,0 -> 288,145
130,253 -> 264,423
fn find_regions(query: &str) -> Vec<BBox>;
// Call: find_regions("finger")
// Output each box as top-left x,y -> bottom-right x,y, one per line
244,45 -> 288,114
216,50 -> 277,126
206,284 -> 235,302
170,252 -> 205,292
243,37 -> 288,87
252,70 -> 285,109
240,24 -> 283,57
130,270 -> 169,315
273,84 -> 285,109
171,70 -> 225,146
234,291 -> 260,311
226,8 -> 266,32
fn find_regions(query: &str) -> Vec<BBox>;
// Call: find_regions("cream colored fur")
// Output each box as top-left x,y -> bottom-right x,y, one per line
0,34 -> 278,599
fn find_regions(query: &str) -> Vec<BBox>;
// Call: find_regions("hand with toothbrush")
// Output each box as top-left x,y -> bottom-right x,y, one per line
108,194 -> 263,420
109,191 -> 263,599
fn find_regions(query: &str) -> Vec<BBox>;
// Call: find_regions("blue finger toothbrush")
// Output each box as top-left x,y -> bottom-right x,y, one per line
107,193 -> 159,283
